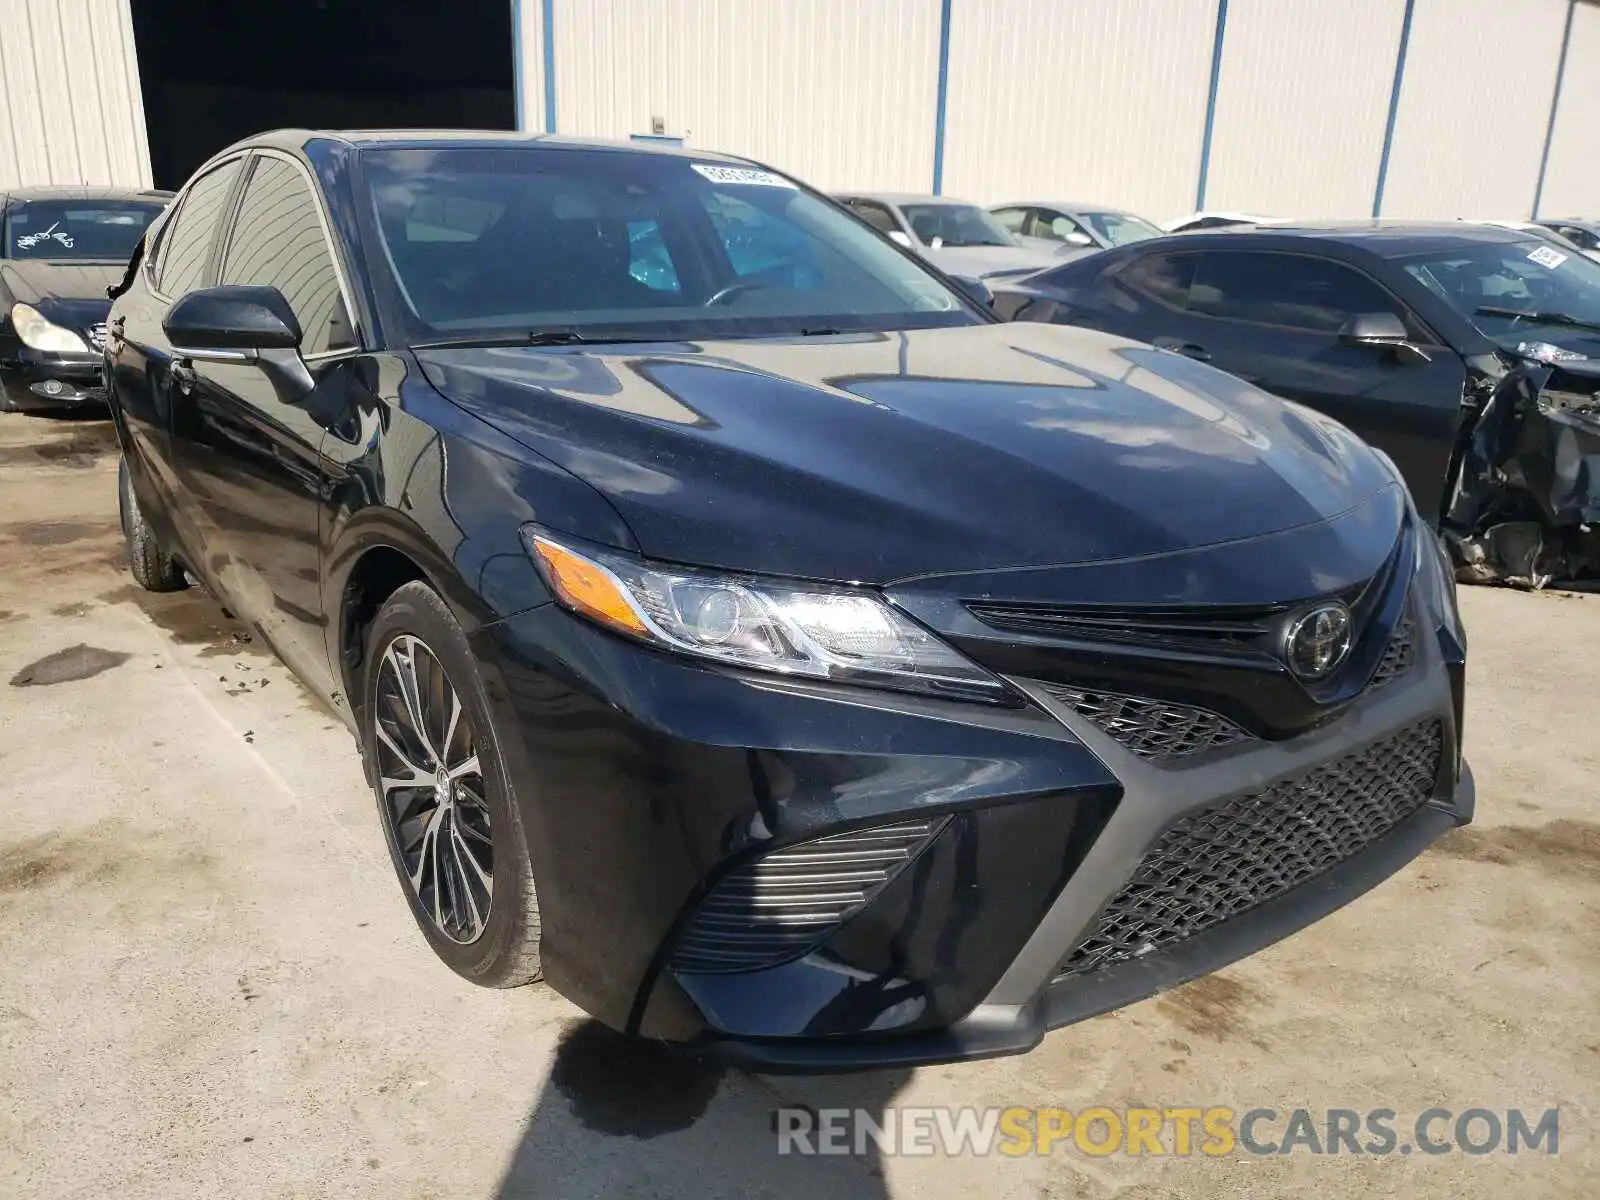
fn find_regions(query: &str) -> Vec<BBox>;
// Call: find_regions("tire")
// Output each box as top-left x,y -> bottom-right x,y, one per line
119,456 -> 186,592
362,580 -> 543,988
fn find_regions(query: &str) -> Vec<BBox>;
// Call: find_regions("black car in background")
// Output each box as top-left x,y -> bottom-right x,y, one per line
107,131 -> 1470,1069
0,186 -> 171,412
992,224 -> 1600,582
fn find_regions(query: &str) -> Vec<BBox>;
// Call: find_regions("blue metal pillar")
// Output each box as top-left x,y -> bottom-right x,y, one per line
1371,0 -> 1417,218
1532,0 -> 1577,219
1194,0 -> 1229,210
932,0 -> 953,194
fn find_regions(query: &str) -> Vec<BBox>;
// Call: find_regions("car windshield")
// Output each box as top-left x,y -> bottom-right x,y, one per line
1079,211 -> 1162,246
359,148 -> 978,344
3,200 -> 164,261
898,203 -> 1014,248
1400,241 -> 1600,356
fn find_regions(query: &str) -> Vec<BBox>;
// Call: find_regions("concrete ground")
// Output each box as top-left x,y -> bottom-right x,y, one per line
0,410 -> 1594,1200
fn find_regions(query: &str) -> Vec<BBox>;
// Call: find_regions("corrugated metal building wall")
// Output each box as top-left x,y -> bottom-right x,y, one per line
1379,0 -> 1571,219
1203,0 -> 1406,219
550,0 -> 942,193
0,0 -> 151,192
0,0 -> 1595,221
1538,0 -> 1600,220
938,0 -> 1218,215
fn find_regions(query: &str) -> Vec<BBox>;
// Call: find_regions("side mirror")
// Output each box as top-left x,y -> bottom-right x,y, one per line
887,230 -> 913,248
1338,311 -> 1430,365
162,285 -> 314,400
164,285 -> 302,351
950,275 -> 994,309
1063,231 -> 1094,247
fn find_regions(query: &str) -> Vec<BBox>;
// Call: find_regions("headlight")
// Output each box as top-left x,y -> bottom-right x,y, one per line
9,303 -> 88,354
1415,522 -> 1464,645
524,531 -> 1009,703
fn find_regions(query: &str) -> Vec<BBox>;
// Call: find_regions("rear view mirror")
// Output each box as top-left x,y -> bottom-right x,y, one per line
1338,312 -> 1408,345
887,231 -> 913,248
1063,231 -> 1094,248
163,285 -> 302,352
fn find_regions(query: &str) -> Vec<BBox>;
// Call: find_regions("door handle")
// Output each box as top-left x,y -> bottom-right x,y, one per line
1153,337 -> 1211,362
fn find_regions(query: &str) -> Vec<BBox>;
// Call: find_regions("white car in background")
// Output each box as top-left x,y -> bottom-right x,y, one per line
834,192 -> 1090,280
1163,211 -> 1282,232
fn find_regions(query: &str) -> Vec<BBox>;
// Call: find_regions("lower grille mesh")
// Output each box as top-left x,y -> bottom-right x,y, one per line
1054,719 -> 1443,981
1040,683 -> 1251,761
671,817 -> 943,974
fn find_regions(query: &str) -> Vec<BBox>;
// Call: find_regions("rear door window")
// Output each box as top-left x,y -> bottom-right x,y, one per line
1189,251 -> 1398,334
156,159 -> 244,297
221,157 -> 354,356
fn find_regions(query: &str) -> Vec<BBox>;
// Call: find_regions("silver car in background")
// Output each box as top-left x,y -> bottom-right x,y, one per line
989,201 -> 1165,250
835,191 -> 1086,280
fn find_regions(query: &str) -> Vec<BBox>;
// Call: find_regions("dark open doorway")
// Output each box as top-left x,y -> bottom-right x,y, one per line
131,0 -> 516,189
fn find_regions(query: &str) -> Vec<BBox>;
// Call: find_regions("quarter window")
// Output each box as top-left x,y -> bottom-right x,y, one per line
1190,251 -> 1396,334
157,159 -> 244,297
222,158 -> 353,355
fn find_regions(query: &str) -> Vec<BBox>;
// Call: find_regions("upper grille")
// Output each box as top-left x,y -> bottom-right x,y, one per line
1040,683 -> 1251,761
86,323 -> 108,351
671,817 -> 944,974
1054,719 -> 1442,981
967,601 -> 1281,656
1370,611 -> 1417,689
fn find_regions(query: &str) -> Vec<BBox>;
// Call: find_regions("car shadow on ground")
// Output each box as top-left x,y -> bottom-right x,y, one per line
495,1021 -> 908,1198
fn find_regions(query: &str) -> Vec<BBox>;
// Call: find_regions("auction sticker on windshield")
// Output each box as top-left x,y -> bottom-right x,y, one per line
1528,246 -> 1568,269
691,164 -> 794,188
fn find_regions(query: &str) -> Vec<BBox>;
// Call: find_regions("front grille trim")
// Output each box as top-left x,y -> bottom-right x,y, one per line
671,816 -> 947,974
1053,719 -> 1443,983
1039,682 -> 1253,762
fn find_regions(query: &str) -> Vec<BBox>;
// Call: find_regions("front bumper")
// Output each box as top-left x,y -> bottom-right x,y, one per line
0,349 -> 107,411
469,574 -> 1470,1071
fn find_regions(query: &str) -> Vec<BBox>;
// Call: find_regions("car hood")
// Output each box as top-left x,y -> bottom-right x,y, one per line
0,259 -> 119,329
417,322 -> 1399,585
921,244 -> 1065,278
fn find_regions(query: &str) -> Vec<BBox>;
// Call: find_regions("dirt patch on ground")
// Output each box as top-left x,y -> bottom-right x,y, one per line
99,583 -> 263,660
1153,973 -> 1270,1043
0,423 -> 117,471
9,644 -> 132,687
1428,819 -> 1600,884
0,824 -> 213,903
4,519 -> 111,547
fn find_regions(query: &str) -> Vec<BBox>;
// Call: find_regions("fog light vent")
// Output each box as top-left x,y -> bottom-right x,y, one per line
670,817 -> 945,974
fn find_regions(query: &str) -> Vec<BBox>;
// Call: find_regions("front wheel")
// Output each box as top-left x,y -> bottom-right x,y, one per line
362,580 -> 543,987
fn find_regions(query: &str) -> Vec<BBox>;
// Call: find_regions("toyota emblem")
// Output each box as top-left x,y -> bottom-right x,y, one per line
1284,603 -> 1353,681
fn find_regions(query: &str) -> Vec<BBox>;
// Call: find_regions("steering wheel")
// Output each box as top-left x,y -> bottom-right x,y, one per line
703,281 -> 768,307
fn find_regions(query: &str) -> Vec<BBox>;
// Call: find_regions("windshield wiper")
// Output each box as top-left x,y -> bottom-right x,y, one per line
412,327 -> 661,350
1475,306 -> 1600,333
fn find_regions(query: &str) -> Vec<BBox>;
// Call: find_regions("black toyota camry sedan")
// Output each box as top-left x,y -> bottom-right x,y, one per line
1,185 -> 171,412
106,130 -> 1471,1070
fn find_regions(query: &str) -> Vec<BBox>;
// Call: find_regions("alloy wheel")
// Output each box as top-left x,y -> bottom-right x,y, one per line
372,633 -> 493,944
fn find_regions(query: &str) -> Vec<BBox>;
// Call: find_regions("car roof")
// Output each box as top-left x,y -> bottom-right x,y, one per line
217,127 -> 762,167
1151,220 -> 1541,257
992,200 -> 1140,216
3,184 -> 174,202
835,192 -> 979,208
